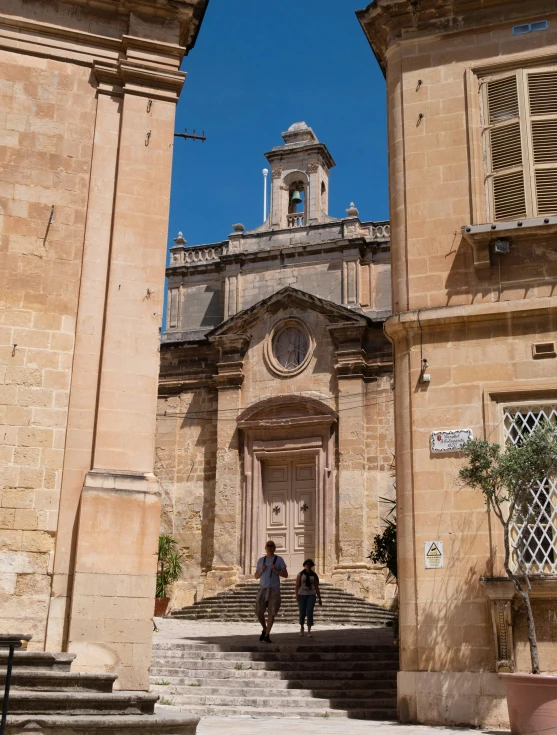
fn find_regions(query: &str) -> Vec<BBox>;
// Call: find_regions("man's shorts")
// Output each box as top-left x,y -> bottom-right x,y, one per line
255,587 -> 281,617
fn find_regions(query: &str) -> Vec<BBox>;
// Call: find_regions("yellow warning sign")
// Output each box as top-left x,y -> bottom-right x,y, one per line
425,541 -> 444,569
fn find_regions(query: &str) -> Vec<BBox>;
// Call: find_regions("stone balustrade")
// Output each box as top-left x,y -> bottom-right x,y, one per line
287,212 -> 306,228
368,223 -> 390,240
170,244 -> 228,265
168,220 -> 390,269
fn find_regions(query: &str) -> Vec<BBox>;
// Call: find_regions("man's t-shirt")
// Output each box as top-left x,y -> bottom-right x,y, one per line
256,555 -> 287,589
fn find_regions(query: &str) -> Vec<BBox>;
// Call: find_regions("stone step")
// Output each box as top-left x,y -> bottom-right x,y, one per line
6,691 -> 159,717
156,693 -> 396,709
0,651 -> 75,672
5,714 -> 199,734
180,604 -> 392,614
150,658 -> 397,672
150,675 -> 396,689
153,642 -> 397,653
151,683 -> 396,699
151,650 -> 398,662
170,581 -> 397,625
150,666 -> 396,681
174,608 -> 393,618
1,670 -> 117,693
171,614 -> 391,625
157,703 -> 397,720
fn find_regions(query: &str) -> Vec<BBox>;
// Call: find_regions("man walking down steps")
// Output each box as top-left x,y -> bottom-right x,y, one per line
254,540 -> 288,643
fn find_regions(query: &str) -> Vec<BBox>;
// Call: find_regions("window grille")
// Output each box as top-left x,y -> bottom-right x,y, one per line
503,404 -> 557,574
481,68 -> 557,220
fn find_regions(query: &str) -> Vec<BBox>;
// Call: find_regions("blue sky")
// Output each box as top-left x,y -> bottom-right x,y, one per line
168,0 -> 388,252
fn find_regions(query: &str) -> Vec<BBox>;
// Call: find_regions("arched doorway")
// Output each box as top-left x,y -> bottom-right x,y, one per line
237,395 -> 336,576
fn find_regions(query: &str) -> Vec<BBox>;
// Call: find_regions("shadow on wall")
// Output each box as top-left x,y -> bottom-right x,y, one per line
445,234 -> 557,306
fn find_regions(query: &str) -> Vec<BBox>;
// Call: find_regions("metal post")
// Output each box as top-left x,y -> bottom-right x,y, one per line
1,637 -> 22,735
262,168 -> 268,223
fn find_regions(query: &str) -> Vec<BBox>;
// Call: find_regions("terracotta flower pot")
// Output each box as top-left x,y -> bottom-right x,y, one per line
154,597 -> 170,617
500,673 -> 557,735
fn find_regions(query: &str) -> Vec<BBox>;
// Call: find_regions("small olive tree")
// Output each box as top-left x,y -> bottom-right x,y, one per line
459,422 -> 557,674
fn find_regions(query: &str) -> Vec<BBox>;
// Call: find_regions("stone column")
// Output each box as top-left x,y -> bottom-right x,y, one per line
204,334 -> 249,595
64,52 -> 186,690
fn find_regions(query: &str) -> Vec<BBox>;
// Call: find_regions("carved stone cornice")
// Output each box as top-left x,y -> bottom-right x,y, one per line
0,0 -> 208,70
93,59 -> 186,100
328,323 -> 392,379
210,334 -> 250,391
328,323 -> 367,351
356,0 -> 556,73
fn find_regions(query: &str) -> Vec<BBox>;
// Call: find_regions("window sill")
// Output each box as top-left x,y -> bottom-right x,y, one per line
481,575 -> 557,600
461,216 -> 557,279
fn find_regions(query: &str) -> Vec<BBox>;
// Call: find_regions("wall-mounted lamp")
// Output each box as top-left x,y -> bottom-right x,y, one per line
494,238 -> 511,255
420,358 -> 431,384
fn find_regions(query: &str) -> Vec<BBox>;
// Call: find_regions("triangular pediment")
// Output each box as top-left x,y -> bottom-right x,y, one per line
206,286 -> 367,339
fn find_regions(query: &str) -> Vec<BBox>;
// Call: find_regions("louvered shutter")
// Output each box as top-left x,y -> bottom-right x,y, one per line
528,71 -> 557,216
484,75 -> 527,220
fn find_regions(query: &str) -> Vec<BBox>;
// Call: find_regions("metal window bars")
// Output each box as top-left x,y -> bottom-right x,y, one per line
503,404 -> 557,574
0,635 -> 25,735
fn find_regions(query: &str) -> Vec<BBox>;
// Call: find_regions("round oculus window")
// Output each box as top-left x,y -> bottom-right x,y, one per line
272,325 -> 310,372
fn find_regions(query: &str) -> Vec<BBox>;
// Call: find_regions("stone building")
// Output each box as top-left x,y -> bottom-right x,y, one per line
358,0 -> 557,728
0,0 -> 208,690
156,123 -> 395,608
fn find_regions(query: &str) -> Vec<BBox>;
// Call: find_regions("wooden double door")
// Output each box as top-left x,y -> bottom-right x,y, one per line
262,459 -> 316,571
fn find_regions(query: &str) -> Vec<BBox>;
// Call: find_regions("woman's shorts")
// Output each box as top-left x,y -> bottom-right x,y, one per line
255,587 -> 281,617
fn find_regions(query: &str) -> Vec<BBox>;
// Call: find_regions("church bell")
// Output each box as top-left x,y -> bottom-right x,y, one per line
290,190 -> 303,205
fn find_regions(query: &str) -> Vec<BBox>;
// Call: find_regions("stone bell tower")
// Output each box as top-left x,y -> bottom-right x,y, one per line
265,122 -> 335,229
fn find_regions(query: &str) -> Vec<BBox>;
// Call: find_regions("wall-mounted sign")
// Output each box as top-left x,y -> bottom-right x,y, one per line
425,541 -> 444,569
431,429 -> 472,453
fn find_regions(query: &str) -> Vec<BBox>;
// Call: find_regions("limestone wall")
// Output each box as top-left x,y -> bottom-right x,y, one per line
0,49 -> 96,647
0,0 -> 209,689
359,0 -> 557,726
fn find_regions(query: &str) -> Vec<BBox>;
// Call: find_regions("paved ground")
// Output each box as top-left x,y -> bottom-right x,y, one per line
153,616 -> 394,646
196,717 -> 504,734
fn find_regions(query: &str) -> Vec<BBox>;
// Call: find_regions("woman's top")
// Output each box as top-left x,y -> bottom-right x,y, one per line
297,570 -> 319,596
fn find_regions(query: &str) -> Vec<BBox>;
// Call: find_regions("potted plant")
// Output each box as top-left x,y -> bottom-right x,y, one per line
155,534 -> 183,617
459,422 -> 557,734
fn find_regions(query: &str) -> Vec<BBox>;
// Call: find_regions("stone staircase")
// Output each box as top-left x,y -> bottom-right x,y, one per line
1,642 -> 198,734
150,638 -> 398,719
171,581 -> 396,626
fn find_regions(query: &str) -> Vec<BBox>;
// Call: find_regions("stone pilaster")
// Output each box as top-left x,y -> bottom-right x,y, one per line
328,322 -> 372,592
205,334 -> 250,595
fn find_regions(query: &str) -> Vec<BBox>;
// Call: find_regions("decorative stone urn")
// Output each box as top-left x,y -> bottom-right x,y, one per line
500,673 -> 557,735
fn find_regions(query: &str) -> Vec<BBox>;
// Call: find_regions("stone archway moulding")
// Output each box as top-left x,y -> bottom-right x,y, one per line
237,395 -> 337,577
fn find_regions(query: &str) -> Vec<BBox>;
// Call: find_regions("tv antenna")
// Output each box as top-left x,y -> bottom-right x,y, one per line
174,129 -> 206,142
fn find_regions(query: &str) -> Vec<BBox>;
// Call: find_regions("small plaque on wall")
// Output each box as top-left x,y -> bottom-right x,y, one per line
431,429 -> 472,453
425,541 -> 444,569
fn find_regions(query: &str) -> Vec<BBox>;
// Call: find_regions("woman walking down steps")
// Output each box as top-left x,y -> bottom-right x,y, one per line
296,559 -> 322,637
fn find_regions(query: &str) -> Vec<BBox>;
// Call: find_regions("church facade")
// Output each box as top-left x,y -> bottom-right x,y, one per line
156,123 -> 395,608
